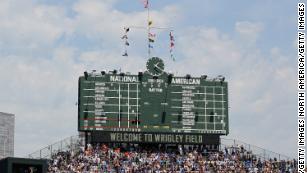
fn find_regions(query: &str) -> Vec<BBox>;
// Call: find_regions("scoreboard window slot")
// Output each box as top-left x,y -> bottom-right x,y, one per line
84,109 -> 89,119
209,115 -> 214,122
195,112 -> 199,122
215,124 -> 223,130
215,95 -> 223,101
215,87 -> 222,94
215,102 -> 223,108
206,109 -> 214,115
215,109 -> 223,115
206,101 -> 214,108
206,87 -> 214,93
161,111 -> 166,123
207,123 -> 214,130
206,94 -> 214,100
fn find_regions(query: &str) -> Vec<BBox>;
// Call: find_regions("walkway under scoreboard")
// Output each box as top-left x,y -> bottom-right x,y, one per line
78,57 -> 228,144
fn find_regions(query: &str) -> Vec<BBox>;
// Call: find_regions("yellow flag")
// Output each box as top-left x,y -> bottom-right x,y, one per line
148,20 -> 153,26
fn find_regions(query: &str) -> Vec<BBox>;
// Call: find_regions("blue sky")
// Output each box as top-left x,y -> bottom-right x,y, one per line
0,0 -> 298,158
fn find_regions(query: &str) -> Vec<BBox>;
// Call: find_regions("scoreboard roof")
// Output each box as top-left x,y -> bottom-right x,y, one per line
78,57 -> 229,135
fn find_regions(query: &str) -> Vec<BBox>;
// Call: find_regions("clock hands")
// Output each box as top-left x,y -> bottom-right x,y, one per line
146,57 -> 165,76
154,63 -> 164,72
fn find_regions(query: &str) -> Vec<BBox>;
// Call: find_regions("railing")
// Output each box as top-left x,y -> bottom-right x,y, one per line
27,135 -> 84,159
27,135 -> 293,161
220,138 -> 292,161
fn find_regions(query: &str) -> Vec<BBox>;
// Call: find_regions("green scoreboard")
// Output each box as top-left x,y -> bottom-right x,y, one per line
78,57 -> 229,136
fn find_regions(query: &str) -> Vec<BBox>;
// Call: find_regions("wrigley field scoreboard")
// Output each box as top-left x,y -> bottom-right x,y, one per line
78,57 -> 228,144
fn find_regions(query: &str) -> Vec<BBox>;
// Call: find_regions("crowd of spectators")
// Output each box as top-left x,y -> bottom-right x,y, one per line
48,143 -> 297,173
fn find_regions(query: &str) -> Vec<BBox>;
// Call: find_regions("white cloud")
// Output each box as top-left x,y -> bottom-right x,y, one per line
0,0 -> 296,158
235,21 -> 263,44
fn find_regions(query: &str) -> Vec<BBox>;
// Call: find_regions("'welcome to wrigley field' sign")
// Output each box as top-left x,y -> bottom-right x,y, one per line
78,57 -> 229,140
91,132 -> 220,145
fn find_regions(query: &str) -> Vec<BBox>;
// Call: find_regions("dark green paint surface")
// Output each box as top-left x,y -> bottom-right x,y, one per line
78,63 -> 228,135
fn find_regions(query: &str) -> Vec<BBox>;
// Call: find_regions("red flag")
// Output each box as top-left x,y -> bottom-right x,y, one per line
143,0 -> 148,8
148,32 -> 156,37
170,42 -> 174,48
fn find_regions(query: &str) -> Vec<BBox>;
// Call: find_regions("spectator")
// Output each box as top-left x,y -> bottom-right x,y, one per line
48,144 -> 297,173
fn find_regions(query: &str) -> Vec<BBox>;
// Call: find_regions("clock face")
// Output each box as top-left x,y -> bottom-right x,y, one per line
146,57 -> 165,76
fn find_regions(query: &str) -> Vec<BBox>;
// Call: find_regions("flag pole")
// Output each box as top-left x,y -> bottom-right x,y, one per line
147,0 -> 150,59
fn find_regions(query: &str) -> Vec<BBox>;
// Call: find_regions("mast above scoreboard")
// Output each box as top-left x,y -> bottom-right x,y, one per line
121,0 -> 175,60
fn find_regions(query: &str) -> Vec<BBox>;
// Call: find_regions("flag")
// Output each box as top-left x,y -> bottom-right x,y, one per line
171,54 -> 175,61
121,35 -> 128,39
149,38 -> 154,42
148,20 -> 153,26
170,42 -> 174,48
124,27 -> 130,33
125,41 -> 129,46
122,51 -> 128,56
169,31 -> 175,61
148,44 -> 153,48
143,0 -> 148,8
148,32 -> 156,37
169,31 -> 174,41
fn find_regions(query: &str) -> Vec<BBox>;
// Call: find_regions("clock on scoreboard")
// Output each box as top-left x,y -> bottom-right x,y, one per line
78,57 -> 228,135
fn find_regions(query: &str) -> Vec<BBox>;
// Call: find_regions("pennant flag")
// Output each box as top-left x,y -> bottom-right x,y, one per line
169,31 -> 175,61
148,32 -> 156,37
169,31 -> 174,41
149,38 -> 155,42
124,27 -> 130,33
148,20 -> 153,26
171,54 -> 175,61
170,42 -> 174,48
121,35 -> 128,39
122,27 -> 130,57
143,0 -> 148,8
122,51 -> 128,56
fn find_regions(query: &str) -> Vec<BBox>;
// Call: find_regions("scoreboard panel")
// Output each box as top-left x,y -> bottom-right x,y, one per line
78,57 -> 228,135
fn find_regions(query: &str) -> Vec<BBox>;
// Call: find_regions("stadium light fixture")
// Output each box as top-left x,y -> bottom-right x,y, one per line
167,74 -> 173,84
84,71 -> 88,80
138,72 -> 143,82
201,75 -> 207,80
